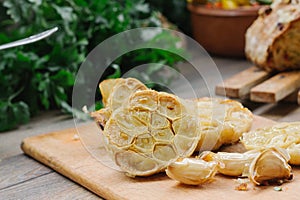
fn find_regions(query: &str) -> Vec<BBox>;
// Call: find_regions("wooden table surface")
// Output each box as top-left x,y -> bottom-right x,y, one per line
1,57 -> 300,200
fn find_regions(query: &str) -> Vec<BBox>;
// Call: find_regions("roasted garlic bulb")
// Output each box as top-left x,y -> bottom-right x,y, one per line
196,98 -> 253,151
100,78 -> 147,109
241,122 -> 300,165
92,78 -> 253,177
166,158 -> 218,185
95,87 -> 201,177
91,78 -> 147,128
249,147 -> 293,185
200,150 -> 259,177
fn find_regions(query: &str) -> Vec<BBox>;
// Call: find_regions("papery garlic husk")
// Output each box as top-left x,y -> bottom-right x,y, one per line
166,158 -> 218,185
249,147 -> 293,185
200,150 -> 260,177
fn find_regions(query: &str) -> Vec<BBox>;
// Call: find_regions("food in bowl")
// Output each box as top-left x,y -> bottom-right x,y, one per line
187,0 -> 273,56
188,3 -> 262,56
196,0 -> 272,9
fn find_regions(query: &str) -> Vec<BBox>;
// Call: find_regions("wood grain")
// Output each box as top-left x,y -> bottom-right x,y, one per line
215,66 -> 270,98
20,116 -> 300,200
0,169 -> 100,200
250,71 -> 300,103
0,155 -> 51,190
0,154 -> 100,200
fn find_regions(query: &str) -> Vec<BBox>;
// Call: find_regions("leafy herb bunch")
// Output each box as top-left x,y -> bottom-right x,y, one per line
0,0 -> 185,131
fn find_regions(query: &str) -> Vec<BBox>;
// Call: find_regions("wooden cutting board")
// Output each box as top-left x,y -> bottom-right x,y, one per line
21,115 -> 300,200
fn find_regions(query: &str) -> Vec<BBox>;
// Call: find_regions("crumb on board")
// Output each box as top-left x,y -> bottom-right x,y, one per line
234,178 -> 250,191
235,183 -> 248,191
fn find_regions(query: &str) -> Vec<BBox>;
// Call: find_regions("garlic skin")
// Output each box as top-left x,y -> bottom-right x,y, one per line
249,147 -> 293,185
166,158 -> 218,185
200,150 -> 260,177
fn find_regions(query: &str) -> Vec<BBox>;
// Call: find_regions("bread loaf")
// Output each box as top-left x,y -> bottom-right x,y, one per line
245,1 -> 300,72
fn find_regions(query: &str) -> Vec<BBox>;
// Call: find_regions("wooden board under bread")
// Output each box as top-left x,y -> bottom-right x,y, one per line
216,66 -> 300,104
21,116 -> 300,200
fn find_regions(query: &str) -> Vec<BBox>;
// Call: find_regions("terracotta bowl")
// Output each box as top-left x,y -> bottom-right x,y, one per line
187,4 -> 262,57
